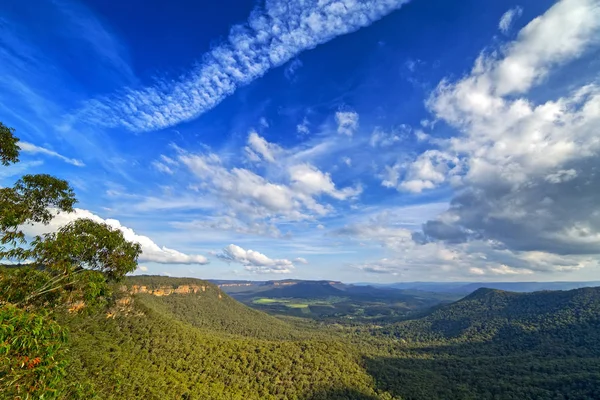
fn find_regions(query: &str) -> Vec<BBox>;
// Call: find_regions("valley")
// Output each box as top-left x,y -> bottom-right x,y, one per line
48,275 -> 600,399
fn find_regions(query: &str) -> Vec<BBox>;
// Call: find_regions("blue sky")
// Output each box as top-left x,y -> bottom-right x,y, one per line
2,0 -> 600,282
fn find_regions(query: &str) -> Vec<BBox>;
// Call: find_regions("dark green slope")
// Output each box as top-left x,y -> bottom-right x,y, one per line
60,276 -> 395,400
383,287 -> 600,348
365,287 -> 600,400
258,281 -> 346,299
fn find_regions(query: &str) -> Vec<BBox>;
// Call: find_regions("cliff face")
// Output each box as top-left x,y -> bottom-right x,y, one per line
120,284 -> 222,299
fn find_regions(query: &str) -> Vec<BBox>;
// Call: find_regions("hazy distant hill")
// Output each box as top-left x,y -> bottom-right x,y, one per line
362,280 -> 600,293
258,281 -> 346,298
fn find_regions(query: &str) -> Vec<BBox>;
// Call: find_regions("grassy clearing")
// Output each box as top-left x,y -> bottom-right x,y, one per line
253,298 -> 288,304
286,303 -> 309,309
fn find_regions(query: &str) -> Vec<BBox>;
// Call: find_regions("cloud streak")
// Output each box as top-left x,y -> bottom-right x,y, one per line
78,0 -> 410,132
19,142 -> 85,167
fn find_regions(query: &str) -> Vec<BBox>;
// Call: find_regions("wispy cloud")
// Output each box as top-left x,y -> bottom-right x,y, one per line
498,6 -> 523,34
19,142 -> 85,167
335,110 -> 359,136
77,0 -> 411,132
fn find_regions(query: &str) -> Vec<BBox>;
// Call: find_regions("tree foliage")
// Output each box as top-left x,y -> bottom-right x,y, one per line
0,122 -> 19,166
30,218 -> 141,281
0,122 -> 141,397
0,304 -> 68,399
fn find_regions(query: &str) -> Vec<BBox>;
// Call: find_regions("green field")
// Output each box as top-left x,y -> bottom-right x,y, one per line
252,298 -> 288,304
252,297 -> 342,309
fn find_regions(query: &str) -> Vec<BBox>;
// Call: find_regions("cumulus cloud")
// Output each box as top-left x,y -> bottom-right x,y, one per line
374,0 -> 600,277
384,150 -> 461,193
335,111 -> 359,136
138,265 -> 149,272
76,0 -> 411,132
173,135 -> 361,223
21,208 -> 209,265
498,6 -> 523,34
217,244 -> 295,273
338,214 -> 596,279
293,257 -> 309,264
289,163 -> 362,200
19,142 -> 84,167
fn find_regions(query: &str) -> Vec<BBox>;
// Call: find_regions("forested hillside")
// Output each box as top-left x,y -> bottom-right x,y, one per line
58,276 -> 396,399
5,270 -> 600,399
364,287 -> 600,399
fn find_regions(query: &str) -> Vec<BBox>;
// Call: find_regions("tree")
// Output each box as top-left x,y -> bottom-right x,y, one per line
0,122 -> 19,166
0,122 -> 141,398
0,122 -> 141,302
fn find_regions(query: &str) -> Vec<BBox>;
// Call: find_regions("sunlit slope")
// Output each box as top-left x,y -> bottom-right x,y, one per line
122,275 -> 307,340
62,276 -> 396,399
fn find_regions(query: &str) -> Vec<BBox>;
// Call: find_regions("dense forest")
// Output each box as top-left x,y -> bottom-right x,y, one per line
4,271 -> 600,399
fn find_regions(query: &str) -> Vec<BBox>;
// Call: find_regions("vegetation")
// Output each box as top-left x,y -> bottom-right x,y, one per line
360,287 -> 600,399
230,281 -> 460,323
0,122 -> 141,398
59,279 -> 396,399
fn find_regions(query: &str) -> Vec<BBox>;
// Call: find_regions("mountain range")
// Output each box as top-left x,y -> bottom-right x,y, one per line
47,275 -> 600,399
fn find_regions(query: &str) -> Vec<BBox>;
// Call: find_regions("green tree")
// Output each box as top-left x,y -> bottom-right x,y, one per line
0,122 -> 141,398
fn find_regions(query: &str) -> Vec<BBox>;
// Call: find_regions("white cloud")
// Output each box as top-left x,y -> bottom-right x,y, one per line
21,208 -> 209,265
19,142 -> 84,167
245,131 -> 282,163
387,0 -> 600,272
172,217 -> 283,238
339,216 -> 596,279
382,150 -> 461,193
335,111 -> 359,136
293,257 -> 309,264
152,160 -> 174,174
77,0 -> 411,132
369,127 -> 403,147
138,265 -> 149,272
174,140 -> 361,223
498,6 -> 523,34
217,244 -> 295,273
342,156 -> 352,167
289,163 -> 362,200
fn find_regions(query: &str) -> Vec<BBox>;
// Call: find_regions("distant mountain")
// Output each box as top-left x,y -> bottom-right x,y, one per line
362,281 -> 600,293
367,287 -> 600,400
259,281 -> 346,298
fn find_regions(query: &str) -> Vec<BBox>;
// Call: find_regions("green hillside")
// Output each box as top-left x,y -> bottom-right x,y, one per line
122,276 -> 307,340
7,270 -> 600,400
379,287 -> 600,349
364,287 -> 600,399
58,276 -> 396,399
